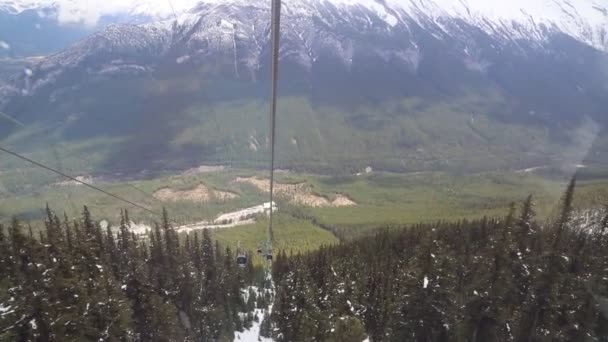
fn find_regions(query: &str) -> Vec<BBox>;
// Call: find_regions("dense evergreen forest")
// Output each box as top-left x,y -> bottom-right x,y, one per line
1,180 -> 608,341
271,180 -> 608,341
0,207 -> 271,341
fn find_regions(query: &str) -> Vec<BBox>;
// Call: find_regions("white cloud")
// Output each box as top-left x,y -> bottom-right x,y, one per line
53,0 -> 188,26
2,0 -> 202,26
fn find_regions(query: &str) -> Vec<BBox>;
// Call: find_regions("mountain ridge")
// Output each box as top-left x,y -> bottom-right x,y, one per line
0,0 -> 607,174
2,0 -> 607,50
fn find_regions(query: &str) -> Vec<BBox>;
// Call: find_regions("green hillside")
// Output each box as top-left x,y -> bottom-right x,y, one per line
3,91 -> 602,178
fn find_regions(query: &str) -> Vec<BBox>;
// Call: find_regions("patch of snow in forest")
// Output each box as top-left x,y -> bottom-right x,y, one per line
234,284 -> 274,342
423,276 -> 429,289
120,202 -> 277,235
515,166 -> 546,173
347,300 -> 355,313
176,55 -> 190,64
234,307 -> 274,342
0,304 -> 14,317
127,221 -> 152,234
241,286 -> 259,303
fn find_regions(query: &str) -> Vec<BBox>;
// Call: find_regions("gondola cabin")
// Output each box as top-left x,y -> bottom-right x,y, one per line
236,254 -> 248,267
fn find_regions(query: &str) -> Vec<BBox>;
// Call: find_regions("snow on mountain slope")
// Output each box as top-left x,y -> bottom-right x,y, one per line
154,0 -> 608,58
1,0 -> 607,50
395,0 -> 608,52
2,0 -> 608,112
304,0 -> 608,51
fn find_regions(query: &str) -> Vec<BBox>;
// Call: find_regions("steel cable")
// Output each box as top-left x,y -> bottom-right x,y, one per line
268,0 -> 281,246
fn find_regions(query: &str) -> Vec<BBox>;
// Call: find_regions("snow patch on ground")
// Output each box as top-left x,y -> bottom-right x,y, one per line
180,164 -> 225,176
234,307 -> 274,342
29,318 -> 37,330
234,283 -> 275,342
54,175 -> 95,186
215,202 -> 275,224
0,304 -> 14,318
127,221 -> 153,235
111,202 -> 277,235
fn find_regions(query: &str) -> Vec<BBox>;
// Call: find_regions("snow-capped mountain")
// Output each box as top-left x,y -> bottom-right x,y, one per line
4,0 -> 608,101
1,0 -> 606,59
0,0 -> 197,57
2,0 -> 607,48
360,0 -> 608,51
1,0 -> 607,172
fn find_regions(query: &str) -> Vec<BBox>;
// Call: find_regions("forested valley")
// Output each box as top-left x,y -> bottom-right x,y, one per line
1,180 -> 607,341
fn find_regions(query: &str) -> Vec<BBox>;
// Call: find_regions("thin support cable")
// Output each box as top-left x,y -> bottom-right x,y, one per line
166,0 -> 178,22
268,0 -> 281,246
0,145 -> 160,216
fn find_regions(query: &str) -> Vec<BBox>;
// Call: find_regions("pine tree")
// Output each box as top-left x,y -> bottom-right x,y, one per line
326,316 -> 367,342
9,217 -> 28,275
117,209 -> 132,279
63,213 -> 74,252
259,311 -> 273,338
0,224 -> 10,278
106,225 -> 120,278
44,204 -> 63,250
